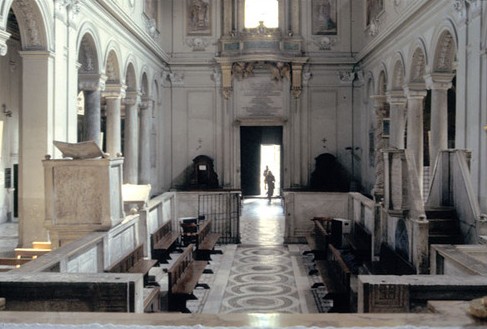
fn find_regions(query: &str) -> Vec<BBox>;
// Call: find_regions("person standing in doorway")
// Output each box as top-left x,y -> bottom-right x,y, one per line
263,165 -> 269,191
265,170 -> 275,204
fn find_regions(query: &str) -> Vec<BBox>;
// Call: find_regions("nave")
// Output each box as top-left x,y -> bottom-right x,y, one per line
0,198 -> 325,313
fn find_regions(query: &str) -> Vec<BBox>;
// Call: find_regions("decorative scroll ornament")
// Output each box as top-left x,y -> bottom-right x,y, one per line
338,71 -> 356,83
167,72 -> 184,87
313,36 -> 337,51
185,37 -> 210,51
145,17 -> 158,40
270,62 -> 291,81
232,62 -> 254,80
211,68 -> 221,86
368,18 -> 381,37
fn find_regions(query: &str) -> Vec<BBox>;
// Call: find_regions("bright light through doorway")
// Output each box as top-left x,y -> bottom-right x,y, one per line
260,144 -> 281,196
245,0 -> 279,28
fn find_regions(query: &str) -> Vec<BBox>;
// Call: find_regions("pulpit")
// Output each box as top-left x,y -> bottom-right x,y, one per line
43,141 -> 125,248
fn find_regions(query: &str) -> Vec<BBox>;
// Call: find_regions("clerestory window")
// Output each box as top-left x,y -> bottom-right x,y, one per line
244,0 -> 278,28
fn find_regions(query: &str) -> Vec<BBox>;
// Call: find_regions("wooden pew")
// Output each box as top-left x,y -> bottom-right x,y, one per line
195,219 -> 222,261
167,244 -> 210,313
304,217 -> 332,262
151,220 -> 180,263
105,244 -> 160,312
15,248 -> 51,259
311,244 -> 351,313
105,244 -> 158,286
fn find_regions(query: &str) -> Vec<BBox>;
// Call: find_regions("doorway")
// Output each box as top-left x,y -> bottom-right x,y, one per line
240,126 -> 282,197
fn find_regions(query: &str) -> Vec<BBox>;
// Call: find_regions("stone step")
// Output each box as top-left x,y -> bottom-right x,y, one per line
428,217 -> 459,234
425,206 -> 457,219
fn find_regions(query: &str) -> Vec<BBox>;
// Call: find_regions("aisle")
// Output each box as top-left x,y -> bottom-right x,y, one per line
194,198 -> 319,313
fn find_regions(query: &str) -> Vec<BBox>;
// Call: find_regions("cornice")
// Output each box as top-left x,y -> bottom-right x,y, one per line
93,0 -> 169,64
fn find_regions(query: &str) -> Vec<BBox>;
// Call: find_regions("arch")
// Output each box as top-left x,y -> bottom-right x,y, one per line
78,33 -> 101,77
407,40 -> 428,84
125,62 -> 138,93
395,219 -> 409,260
140,70 -> 150,97
10,0 -> 51,51
104,40 -> 123,83
390,53 -> 406,90
76,23 -> 103,75
432,29 -> 457,73
377,69 -> 387,95
105,50 -> 121,84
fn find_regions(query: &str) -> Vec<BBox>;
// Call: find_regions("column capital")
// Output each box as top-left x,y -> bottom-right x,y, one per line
102,83 -> 127,99
404,85 -> 427,99
424,72 -> 454,90
139,97 -> 154,110
0,30 -> 11,56
386,90 -> 407,106
78,73 -> 107,91
370,95 -> 387,107
123,91 -> 141,106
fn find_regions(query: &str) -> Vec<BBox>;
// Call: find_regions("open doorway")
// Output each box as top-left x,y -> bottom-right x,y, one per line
240,126 -> 282,197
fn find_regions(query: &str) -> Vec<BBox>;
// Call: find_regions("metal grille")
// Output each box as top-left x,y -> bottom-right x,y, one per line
198,192 -> 241,244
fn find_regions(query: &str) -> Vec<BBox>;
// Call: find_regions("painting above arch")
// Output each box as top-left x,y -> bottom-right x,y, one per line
312,0 -> 337,36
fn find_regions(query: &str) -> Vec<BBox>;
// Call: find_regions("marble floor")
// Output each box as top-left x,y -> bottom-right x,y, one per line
0,198 -> 325,313
162,197 -> 323,313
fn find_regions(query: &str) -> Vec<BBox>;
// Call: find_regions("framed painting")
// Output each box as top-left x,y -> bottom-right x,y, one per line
366,0 -> 384,26
312,0 -> 337,35
187,0 -> 211,35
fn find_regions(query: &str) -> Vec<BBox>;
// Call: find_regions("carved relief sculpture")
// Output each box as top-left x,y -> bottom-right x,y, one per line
366,0 -> 384,27
187,0 -> 211,35
312,0 -> 337,35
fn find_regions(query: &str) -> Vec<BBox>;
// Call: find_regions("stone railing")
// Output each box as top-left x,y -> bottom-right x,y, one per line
426,150 -> 487,244
383,149 -> 428,273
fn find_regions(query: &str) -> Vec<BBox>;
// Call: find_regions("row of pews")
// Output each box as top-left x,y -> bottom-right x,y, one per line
0,241 -> 52,271
0,217 -> 222,313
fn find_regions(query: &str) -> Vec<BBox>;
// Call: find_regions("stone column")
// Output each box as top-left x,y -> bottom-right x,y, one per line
139,98 -> 153,185
18,51 -> 54,247
103,84 -> 126,158
424,73 -> 454,166
404,87 -> 427,192
79,74 -> 107,147
386,91 -> 407,149
370,95 -> 387,200
123,92 -> 140,184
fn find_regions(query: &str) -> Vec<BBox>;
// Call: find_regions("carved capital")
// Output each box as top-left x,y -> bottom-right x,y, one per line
102,83 -> 127,99
139,97 -> 154,110
338,70 -> 355,84
167,72 -> 184,87
78,73 -> 107,91
386,91 -> 407,107
424,73 -> 454,91
0,26 -> 11,56
223,87 -> 233,99
124,91 -> 141,107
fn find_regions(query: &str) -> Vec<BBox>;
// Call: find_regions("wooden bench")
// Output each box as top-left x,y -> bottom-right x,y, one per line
105,244 -> 158,286
304,217 -> 332,262
311,244 -> 351,313
343,221 -> 372,263
167,244 -> 210,313
195,219 -> 222,261
151,220 -> 180,263
365,243 -> 416,275
14,248 -> 51,259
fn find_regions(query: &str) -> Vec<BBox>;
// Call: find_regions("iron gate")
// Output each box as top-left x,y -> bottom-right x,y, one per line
198,192 -> 241,244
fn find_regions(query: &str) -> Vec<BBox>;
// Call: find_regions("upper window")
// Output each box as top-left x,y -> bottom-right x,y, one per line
244,0 -> 278,28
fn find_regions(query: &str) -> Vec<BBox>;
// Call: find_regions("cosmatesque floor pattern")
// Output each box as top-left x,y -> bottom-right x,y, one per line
187,198 -> 321,313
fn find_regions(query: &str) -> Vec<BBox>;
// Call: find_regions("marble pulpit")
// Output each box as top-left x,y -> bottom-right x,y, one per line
43,141 -> 125,248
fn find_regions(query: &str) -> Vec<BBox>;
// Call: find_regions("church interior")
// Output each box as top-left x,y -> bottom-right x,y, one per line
1,0 -> 487,327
